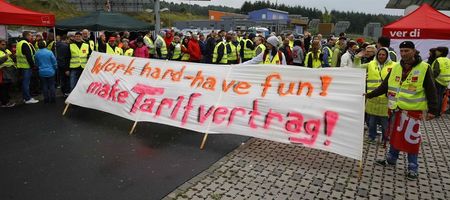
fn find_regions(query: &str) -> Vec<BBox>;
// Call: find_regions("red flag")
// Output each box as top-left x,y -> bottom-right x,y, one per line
389,111 -> 422,154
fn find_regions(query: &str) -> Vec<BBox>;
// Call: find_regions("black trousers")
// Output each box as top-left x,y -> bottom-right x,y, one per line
0,83 -> 11,105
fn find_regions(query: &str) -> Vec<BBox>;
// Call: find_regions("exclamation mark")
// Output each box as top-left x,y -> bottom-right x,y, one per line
320,75 -> 332,96
324,111 -> 339,146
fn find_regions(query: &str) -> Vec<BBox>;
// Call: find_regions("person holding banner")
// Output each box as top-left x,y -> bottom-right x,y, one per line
367,41 -> 438,180
242,36 -> 286,65
69,32 -> 91,91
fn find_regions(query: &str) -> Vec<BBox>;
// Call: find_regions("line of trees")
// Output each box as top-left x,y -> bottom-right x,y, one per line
240,0 -> 399,34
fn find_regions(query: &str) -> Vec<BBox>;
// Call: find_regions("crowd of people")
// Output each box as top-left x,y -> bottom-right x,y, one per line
1,27 -> 450,179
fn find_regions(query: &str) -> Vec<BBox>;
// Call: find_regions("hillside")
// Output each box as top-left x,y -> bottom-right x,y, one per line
8,0 -> 207,27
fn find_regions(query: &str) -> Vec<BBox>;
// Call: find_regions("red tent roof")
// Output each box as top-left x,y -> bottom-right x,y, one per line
0,0 -> 55,27
382,4 -> 450,40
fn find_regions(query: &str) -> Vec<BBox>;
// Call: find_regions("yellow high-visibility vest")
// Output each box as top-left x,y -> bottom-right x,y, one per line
123,48 -> 134,57
144,35 -> 155,55
432,57 -> 450,87
304,51 -> 322,68
0,49 -> 14,68
387,62 -> 429,111
261,51 -> 282,65
171,42 -> 181,60
16,40 -> 35,69
69,43 -> 89,68
365,60 -> 395,117
106,43 -> 122,55
243,39 -> 255,59
212,41 -> 228,64
228,42 -> 240,61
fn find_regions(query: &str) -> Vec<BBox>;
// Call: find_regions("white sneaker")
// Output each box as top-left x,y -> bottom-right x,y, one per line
24,98 -> 39,104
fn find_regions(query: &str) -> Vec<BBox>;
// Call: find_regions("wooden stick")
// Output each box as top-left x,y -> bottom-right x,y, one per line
358,160 -> 363,180
200,133 -> 209,150
62,103 -> 70,116
129,121 -> 138,135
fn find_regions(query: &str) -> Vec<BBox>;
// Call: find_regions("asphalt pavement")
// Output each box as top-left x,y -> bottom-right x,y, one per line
0,99 -> 248,200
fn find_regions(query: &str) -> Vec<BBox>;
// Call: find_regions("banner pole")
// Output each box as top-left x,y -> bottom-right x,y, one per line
62,103 -> 70,116
129,121 -> 138,135
200,133 -> 209,150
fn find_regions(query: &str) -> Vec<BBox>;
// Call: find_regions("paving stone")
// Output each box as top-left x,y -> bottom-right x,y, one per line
164,117 -> 450,200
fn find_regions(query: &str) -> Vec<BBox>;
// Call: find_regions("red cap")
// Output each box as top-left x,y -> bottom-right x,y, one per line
108,37 -> 116,42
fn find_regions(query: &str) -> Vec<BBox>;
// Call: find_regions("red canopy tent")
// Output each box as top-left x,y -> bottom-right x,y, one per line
0,0 -> 55,27
382,3 -> 450,59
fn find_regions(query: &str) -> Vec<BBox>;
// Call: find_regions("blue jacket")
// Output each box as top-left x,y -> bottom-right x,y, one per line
34,48 -> 57,77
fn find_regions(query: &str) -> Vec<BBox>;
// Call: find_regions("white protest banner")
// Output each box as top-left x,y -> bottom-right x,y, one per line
66,52 -> 365,160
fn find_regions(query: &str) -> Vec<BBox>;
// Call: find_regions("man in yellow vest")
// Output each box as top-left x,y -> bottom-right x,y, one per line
432,46 -> 450,116
212,35 -> 229,64
82,29 -> 95,52
321,36 -> 336,67
240,33 -> 256,63
0,39 -> 16,107
242,36 -> 286,65
155,31 -> 167,59
46,33 -> 56,53
143,31 -> 155,58
254,36 -> 266,57
69,32 -> 91,91
168,35 -> 182,60
17,31 -> 39,104
367,41 -> 438,180
227,33 -> 241,64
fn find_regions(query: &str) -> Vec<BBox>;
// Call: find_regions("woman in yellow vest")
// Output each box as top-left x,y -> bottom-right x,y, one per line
358,47 -> 396,144
121,39 -> 134,57
180,37 -> 190,61
241,36 -> 286,65
0,39 -> 16,107
304,40 -> 322,68
106,37 -> 123,55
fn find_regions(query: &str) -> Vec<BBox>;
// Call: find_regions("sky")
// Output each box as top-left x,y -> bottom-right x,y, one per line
165,0 -> 450,16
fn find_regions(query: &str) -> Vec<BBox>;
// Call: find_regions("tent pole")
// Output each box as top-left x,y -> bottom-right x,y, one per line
94,31 -> 97,51
53,27 -> 57,57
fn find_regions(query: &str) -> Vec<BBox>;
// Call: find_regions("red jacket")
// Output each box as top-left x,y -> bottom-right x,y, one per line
164,33 -> 173,47
188,39 -> 201,62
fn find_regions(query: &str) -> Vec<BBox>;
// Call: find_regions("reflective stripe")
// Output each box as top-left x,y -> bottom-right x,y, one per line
366,87 -> 378,90
439,74 -> 450,77
388,86 -> 398,91
366,80 -> 381,83
398,97 -> 426,103
399,88 -> 417,95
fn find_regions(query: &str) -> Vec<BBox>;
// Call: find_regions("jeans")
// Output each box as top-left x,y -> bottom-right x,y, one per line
368,114 -> 388,141
22,68 -> 32,101
70,68 -> 83,91
436,83 -> 446,115
386,146 -> 419,173
40,76 -> 56,102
